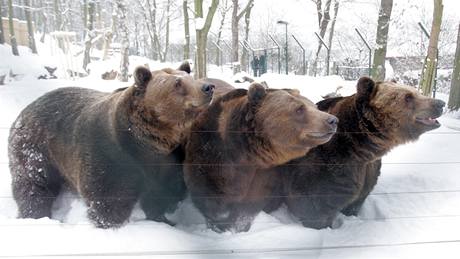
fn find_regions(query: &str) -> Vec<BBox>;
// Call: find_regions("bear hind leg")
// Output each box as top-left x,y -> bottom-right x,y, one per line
11,164 -> 63,219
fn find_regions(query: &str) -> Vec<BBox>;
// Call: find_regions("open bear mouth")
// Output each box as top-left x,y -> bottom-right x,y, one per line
415,117 -> 440,126
306,131 -> 335,139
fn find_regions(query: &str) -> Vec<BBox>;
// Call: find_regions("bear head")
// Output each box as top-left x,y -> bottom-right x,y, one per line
355,77 -> 445,144
131,66 -> 215,151
247,83 -> 339,165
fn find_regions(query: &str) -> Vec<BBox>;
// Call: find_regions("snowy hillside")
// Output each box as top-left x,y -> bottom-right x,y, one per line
1,44 -> 460,259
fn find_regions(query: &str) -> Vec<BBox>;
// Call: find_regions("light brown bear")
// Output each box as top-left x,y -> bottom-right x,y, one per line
8,66 -> 214,228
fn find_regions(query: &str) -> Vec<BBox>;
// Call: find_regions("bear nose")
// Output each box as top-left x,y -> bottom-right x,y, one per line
326,116 -> 339,127
325,116 -> 338,132
434,99 -> 445,109
202,84 -> 215,95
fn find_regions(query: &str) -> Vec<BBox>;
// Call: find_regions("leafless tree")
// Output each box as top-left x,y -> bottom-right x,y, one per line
24,0 -> 38,53
420,0 -> 443,96
231,0 -> 254,72
215,0 -> 231,65
240,0 -> 253,71
0,0 -> 5,44
194,0 -> 219,78
117,0 -> 130,82
183,0 -> 190,60
371,0 -> 393,81
448,23 -> 460,111
310,0 -> 332,75
8,0 -> 19,56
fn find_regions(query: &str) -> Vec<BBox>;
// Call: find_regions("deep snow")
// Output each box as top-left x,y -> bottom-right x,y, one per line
1,44 -> 460,258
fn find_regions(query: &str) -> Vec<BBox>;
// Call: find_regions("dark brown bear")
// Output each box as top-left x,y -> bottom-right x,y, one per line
8,66 -> 214,228
266,77 -> 445,229
184,83 -> 338,233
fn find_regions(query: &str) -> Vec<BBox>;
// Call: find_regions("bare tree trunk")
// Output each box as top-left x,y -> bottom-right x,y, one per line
194,0 -> 219,79
102,5 -> 116,61
135,0 -> 155,59
230,0 -> 253,73
371,0 -> 393,81
448,23 -> 460,111
215,0 -> 230,65
117,0 -> 129,82
183,0 -> 190,60
144,0 -> 160,60
96,1 -> 102,30
231,0 -> 238,64
24,0 -> 37,53
83,1 -> 96,71
0,0 -> 5,44
154,1 -> 163,61
88,1 -> 95,31
134,20 -> 140,56
83,0 -> 88,34
326,0 -> 339,55
161,0 -> 171,62
420,0 -> 443,96
53,0 -> 61,31
240,1 -> 253,72
8,0 -> 19,56
310,0 -> 332,76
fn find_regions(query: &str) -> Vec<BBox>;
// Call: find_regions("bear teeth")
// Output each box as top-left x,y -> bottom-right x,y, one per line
416,117 -> 438,126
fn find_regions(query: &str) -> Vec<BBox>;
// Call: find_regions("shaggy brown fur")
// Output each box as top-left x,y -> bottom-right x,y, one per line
8,66 -> 214,228
265,77 -> 445,229
184,83 -> 338,233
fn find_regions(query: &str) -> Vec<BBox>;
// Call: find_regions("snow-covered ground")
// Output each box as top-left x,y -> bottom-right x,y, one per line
1,44 -> 460,258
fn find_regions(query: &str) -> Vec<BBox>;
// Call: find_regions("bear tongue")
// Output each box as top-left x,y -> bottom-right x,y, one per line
416,117 -> 438,125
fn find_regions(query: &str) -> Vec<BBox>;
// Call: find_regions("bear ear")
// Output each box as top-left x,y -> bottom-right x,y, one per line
178,61 -> 192,74
248,83 -> 266,104
356,77 -> 376,100
134,66 -> 152,88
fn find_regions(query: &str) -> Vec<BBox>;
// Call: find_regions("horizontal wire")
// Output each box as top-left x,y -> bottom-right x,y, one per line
1,189 -> 460,199
0,161 -> 460,166
1,127 -> 460,134
2,239 -> 460,257
2,214 -> 460,227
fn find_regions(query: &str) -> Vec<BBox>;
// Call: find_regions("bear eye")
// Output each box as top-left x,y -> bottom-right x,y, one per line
404,93 -> 414,103
296,105 -> 305,114
175,78 -> 182,87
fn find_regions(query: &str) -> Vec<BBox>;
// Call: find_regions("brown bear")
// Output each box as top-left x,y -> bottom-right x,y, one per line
265,77 -> 445,229
8,66 -> 214,228
183,83 -> 339,233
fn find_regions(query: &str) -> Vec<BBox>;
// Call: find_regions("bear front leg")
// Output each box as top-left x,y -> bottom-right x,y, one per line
287,189 -> 356,229
341,195 -> 367,216
190,195 -> 237,233
139,187 -> 186,226
342,161 -> 381,216
140,164 -> 187,226
86,196 -> 137,228
81,168 -> 139,228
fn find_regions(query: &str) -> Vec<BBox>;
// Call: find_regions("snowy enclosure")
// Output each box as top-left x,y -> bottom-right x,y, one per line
1,40 -> 460,258
1,0 -> 460,257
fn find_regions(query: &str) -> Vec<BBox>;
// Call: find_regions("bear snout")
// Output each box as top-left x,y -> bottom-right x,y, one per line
202,84 -> 215,96
433,99 -> 445,112
325,115 -> 339,132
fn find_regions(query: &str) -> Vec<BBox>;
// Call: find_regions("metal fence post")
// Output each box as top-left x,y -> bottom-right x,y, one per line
268,34 -> 281,74
355,28 -> 372,77
314,32 -> 330,75
291,34 -> 306,75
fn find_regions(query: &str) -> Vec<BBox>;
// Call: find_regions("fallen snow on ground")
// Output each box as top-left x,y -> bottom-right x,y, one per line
1,44 -> 460,258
